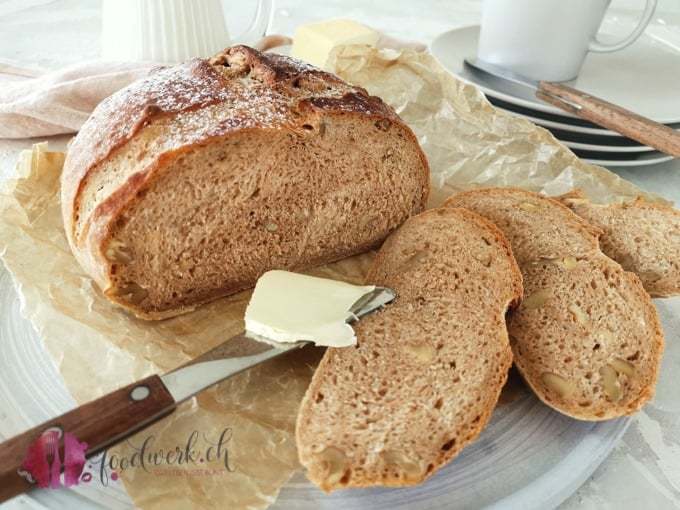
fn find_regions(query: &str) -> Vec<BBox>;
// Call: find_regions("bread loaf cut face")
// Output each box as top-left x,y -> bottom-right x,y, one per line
559,189 -> 680,298
296,207 -> 523,491
60,45 -> 429,319
444,188 -> 664,420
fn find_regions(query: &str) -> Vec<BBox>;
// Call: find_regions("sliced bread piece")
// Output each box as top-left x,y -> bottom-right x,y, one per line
296,207 -> 523,491
444,188 -> 664,420
559,189 -> 680,297
512,253 -> 663,419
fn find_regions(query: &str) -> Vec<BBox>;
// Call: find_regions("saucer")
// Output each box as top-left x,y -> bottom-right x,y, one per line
501,110 -> 655,152
486,96 -> 624,136
577,150 -> 673,167
430,25 -> 680,124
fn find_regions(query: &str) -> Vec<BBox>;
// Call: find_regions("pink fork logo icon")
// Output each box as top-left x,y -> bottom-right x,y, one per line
18,427 -> 88,489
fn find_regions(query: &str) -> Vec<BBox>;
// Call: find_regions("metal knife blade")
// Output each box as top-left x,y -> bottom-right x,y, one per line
160,286 -> 395,403
463,58 -> 582,112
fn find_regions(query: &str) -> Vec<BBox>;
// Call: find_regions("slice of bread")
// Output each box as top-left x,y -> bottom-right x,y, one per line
444,188 -> 664,421
296,207 -> 522,491
513,253 -> 662,419
559,189 -> 680,298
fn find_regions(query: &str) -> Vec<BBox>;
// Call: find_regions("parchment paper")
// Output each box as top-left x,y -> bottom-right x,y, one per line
0,46 -> 661,510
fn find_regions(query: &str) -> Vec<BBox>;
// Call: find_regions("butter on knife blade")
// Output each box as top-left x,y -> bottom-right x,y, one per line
244,270 -> 376,347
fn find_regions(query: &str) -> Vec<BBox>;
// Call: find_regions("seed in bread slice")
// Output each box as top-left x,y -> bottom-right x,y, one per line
295,207 -> 522,491
559,189 -> 680,298
444,188 -> 664,421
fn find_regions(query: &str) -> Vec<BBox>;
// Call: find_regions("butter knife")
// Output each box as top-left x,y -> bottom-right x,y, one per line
464,58 -> 680,158
0,286 -> 395,503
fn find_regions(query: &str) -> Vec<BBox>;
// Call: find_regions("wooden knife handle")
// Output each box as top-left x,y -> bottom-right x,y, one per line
0,374 -> 175,503
537,81 -> 680,158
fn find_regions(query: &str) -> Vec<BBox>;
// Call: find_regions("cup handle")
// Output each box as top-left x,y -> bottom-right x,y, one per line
232,0 -> 274,45
588,0 -> 657,53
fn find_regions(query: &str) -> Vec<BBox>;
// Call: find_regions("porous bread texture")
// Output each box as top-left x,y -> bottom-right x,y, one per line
60,45 -> 429,319
296,207 -> 523,491
559,189 -> 680,298
514,254 -> 661,419
444,188 -> 664,420
441,188 -> 602,265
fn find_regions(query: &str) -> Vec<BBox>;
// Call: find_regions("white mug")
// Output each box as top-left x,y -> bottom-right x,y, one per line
477,0 -> 658,82
101,0 -> 273,63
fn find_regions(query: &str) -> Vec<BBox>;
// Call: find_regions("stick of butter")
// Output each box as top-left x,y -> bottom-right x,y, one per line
244,270 -> 376,348
290,19 -> 380,70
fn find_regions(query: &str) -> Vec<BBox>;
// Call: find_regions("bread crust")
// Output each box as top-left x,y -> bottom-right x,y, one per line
61,46 -> 430,318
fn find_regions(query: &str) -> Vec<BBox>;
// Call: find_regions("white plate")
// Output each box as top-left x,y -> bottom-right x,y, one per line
488,96 -> 624,136
500,110 -> 654,153
580,151 -> 674,167
430,25 -> 680,124
489,96 -> 680,143
0,266 -> 630,510
565,140 -> 654,153
0,268 -> 134,510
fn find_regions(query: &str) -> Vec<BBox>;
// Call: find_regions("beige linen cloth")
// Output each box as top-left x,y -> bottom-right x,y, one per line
0,61 -> 155,138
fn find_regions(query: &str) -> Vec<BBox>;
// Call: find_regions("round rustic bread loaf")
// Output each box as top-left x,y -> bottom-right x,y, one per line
61,45 -> 430,319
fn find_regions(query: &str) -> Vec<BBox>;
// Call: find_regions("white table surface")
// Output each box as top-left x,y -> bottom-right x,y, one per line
0,1 -> 679,509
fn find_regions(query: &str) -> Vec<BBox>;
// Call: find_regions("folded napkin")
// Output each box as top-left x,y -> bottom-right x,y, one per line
0,33 -> 423,140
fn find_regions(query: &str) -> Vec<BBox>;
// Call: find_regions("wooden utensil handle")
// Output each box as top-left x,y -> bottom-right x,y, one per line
0,374 -> 175,503
537,81 -> 680,158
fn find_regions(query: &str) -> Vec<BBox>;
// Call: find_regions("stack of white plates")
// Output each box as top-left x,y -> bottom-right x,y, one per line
430,25 -> 680,167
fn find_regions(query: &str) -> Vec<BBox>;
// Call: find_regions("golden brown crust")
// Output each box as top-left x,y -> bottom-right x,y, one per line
64,47 -> 401,233
63,44 -> 423,241
61,59 -> 231,243
62,46 -> 412,243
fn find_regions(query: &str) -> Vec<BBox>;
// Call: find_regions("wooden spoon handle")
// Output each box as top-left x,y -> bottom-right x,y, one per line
0,374 -> 175,503
537,81 -> 680,158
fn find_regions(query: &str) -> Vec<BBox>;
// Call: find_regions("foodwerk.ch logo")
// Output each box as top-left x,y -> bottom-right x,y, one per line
17,426 -> 234,489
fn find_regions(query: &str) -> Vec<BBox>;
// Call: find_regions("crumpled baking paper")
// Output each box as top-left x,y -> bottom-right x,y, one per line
0,46 -> 659,510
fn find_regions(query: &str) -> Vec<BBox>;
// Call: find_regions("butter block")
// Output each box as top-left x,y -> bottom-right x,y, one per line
291,19 -> 380,70
244,270 -> 375,347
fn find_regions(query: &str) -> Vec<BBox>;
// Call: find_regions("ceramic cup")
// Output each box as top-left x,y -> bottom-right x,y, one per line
101,0 -> 273,63
477,0 -> 658,82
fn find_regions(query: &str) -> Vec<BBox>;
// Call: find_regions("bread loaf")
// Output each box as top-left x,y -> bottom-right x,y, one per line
559,189 -> 680,298
296,207 -> 522,491
444,188 -> 664,420
61,45 -> 429,319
